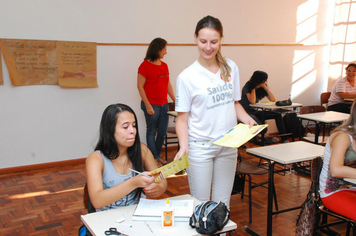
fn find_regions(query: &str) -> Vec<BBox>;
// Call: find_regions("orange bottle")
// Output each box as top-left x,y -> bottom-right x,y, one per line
161,198 -> 174,228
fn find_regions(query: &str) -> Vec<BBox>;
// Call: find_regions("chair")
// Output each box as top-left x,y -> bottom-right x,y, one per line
163,102 -> 179,161
83,183 -> 96,213
320,92 -> 331,109
300,105 -> 327,144
232,148 -> 278,223
314,159 -> 356,236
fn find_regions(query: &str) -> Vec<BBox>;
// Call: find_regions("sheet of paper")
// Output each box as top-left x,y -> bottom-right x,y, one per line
211,123 -> 268,148
150,154 -> 189,182
256,101 -> 275,105
133,198 -> 194,218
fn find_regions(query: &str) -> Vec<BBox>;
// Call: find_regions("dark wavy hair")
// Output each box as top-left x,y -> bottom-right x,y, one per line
95,103 -> 144,172
144,37 -> 167,61
346,63 -> 356,70
247,70 -> 268,91
95,103 -> 144,201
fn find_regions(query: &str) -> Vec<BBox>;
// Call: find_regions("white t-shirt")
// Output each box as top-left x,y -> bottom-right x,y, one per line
175,59 -> 241,142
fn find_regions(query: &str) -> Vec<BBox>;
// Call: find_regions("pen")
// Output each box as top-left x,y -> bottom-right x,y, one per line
145,222 -> 154,234
129,168 -> 151,178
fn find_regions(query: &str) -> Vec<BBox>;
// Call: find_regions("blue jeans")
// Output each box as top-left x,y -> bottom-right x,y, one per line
141,101 -> 169,159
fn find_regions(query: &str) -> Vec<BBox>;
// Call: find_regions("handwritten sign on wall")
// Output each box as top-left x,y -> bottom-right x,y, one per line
57,41 -> 97,88
0,46 -> 3,85
0,39 -> 58,86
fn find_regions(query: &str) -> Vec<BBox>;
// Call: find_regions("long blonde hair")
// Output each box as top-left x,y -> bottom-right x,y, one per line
333,100 -> 356,137
195,15 -> 231,82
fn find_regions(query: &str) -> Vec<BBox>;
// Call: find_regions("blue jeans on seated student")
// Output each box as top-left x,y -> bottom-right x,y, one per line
141,101 -> 169,159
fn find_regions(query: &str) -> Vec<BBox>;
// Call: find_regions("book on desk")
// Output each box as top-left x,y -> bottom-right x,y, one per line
132,198 -> 194,222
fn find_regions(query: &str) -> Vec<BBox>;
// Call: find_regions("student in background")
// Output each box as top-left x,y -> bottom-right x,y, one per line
86,103 -> 167,211
174,15 -> 255,208
240,70 -> 288,143
137,37 -> 176,166
319,100 -> 356,221
328,63 -> 356,114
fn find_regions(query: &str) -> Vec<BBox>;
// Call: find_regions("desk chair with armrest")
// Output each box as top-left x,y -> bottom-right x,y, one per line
80,184 -> 95,236
320,92 -> 331,109
163,102 -> 179,161
83,183 -> 96,214
313,159 -> 356,236
300,105 -> 329,145
232,148 -> 278,223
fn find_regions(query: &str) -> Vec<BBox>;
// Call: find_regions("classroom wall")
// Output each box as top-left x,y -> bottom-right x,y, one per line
0,0 -> 335,169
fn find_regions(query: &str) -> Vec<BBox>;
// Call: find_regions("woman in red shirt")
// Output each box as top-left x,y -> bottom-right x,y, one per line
137,38 -> 175,166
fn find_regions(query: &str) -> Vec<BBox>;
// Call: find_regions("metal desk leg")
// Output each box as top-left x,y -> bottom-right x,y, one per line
267,160 -> 275,236
244,225 -> 261,236
314,123 -> 321,144
261,110 -> 266,146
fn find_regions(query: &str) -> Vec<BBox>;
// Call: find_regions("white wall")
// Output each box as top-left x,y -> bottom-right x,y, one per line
0,0 -> 334,168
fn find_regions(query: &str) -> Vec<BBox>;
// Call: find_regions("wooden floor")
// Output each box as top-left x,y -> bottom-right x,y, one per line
0,140 -> 349,235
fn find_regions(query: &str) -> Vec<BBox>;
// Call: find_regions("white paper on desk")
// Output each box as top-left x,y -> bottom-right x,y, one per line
132,198 -> 194,221
256,101 -> 275,106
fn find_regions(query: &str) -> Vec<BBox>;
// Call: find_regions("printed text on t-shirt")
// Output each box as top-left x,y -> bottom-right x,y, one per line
207,83 -> 233,103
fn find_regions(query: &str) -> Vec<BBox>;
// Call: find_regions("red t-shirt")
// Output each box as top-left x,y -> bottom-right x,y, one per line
138,60 -> 170,105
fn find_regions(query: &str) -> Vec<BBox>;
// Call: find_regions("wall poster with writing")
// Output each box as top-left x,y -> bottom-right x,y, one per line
0,45 -> 3,85
0,39 -> 58,86
56,41 -> 97,88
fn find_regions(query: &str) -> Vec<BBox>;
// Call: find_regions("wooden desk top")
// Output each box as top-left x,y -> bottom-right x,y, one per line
168,111 -> 177,117
297,111 -> 349,123
247,141 -> 325,165
344,178 -> 356,184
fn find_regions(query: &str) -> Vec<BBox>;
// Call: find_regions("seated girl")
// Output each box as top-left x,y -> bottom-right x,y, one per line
319,100 -> 356,221
240,70 -> 288,143
86,103 -> 167,211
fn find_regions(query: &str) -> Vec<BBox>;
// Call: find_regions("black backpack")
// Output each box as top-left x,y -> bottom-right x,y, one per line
189,201 -> 230,235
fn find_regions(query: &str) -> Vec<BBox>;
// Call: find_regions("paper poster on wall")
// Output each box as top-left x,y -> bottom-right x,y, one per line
56,41 -> 97,88
0,45 -> 3,85
0,39 -> 58,86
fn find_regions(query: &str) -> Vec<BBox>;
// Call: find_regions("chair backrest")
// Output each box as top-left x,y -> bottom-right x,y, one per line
168,102 -> 175,111
300,105 -> 326,115
311,156 -> 323,184
83,183 -> 96,213
320,92 -> 331,107
314,156 -> 356,231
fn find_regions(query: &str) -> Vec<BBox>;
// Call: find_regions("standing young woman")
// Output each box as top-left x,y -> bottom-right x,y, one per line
174,16 -> 255,208
137,38 -> 175,166
86,104 -> 167,211
319,100 -> 356,221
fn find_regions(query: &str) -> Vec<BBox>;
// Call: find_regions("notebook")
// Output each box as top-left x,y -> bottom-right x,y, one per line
132,198 -> 194,222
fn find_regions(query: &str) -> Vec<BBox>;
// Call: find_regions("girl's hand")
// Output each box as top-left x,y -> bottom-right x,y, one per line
143,181 -> 161,198
174,147 -> 188,161
246,118 -> 257,128
141,172 -> 166,198
133,172 -> 156,188
261,81 -> 268,89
